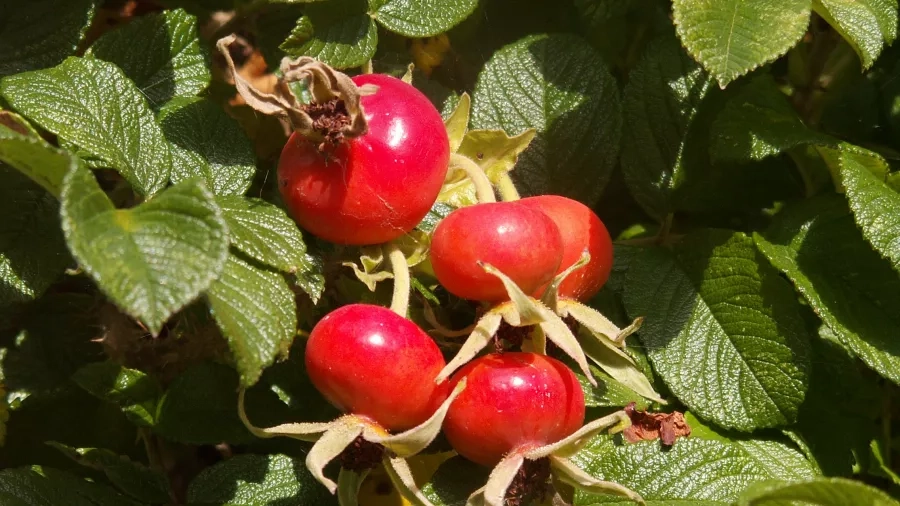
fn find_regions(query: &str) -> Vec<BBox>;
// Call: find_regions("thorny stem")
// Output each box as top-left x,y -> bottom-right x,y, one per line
497,173 -> 521,201
450,153 -> 496,203
387,241 -> 411,317
656,214 -> 674,245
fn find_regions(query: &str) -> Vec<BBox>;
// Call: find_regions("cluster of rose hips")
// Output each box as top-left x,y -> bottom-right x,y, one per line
219,36 -> 647,506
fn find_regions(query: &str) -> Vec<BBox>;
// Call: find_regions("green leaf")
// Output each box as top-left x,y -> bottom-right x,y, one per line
813,0 -> 898,69
71,361 -> 163,427
217,196 -> 316,275
0,115 -> 74,197
711,75 -> 834,162
1,58 -> 171,196
673,0 -> 811,87
571,435 -> 817,505
620,32 -> 714,221
624,230 -> 811,431
0,0 -> 97,78
737,477 -> 900,505
60,166 -> 229,335
827,146 -> 900,275
577,364 -> 650,410
370,0 -> 478,37
471,33 -> 621,206
0,166 -> 70,317
755,196 -> 900,384
207,254 -> 298,387
280,0 -> 377,69
159,98 -> 255,196
87,9 -> 210,108
0,467 -> 142,506
187,453 -> 338,505
47,443 -> 171,504
155,362 -> 254,444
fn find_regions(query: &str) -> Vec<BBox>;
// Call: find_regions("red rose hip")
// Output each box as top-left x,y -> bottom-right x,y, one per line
519,195 -> 613,301
429,202 -> 564,302
443,352 -> 585,467
278,74 -> 450,245
305,304 -> 449,431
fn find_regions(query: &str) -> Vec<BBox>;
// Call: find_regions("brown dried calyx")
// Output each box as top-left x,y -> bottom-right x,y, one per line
339,435 -> 386,472
623,402 -> 691,446
216,34 -> 377,145
505,457 -> 552,506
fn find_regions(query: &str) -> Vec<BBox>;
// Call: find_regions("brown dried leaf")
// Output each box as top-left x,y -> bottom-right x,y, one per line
622,402 -> 691,446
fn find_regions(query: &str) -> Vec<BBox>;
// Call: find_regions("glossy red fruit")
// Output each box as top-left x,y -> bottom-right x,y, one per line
519,195 -> 613,301
443,353 -> 585,467
278,74 -> 450,245
429,202 -> 564,302
305,304 -> 449,431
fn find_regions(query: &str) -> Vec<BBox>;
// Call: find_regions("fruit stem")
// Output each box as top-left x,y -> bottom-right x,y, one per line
450,153 -> 496,203
386,241 -> 411,317
361,59 -> 373,74
497,173 -> 521,201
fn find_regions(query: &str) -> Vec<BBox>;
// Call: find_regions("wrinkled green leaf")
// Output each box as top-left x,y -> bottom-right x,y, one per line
737,477 -> 900,505
156,362 -> 254,444
673,0 -> 812,87
1,58 -> 171,196
217,196 -> 316,275
187,453 -> 338,505
87,9 -> 210,108
829,147 -> 900,274
60,166 -> 229,335
370,0 -> 478,37
620,32 -> 714,220
159,97 -> 255,196
281,0 -> 377,69
71,361 -> 162,427
0,117 -> 73,197
0,166 -> 69,317
48,443 -> 171,504
572,435 -> 817,504
0,1 -> 96,78
207,254 -> 298,387
813,0 -> 898,69
711,75 -> 834,162
471,33 -> 621,205
624,230 -> 811,431
755,196 -> 900,384
0,467 -> 142,506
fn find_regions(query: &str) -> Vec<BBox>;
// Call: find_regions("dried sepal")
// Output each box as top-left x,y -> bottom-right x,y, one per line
541,249 -> 592,312
237,388 -> 334,441
216,34 -> 375,140
337,468 -> 369,506
557,300 -> 628,351
383,455 -> 437,506
549,456 -> 645,505
482,262 -> 597,387
436,312 -> 502,383
308,421 -> 366,493
524,410 -> 631,460
578,331 -> 666,405
365,379 -> 467,457
481,453 -> 526,506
